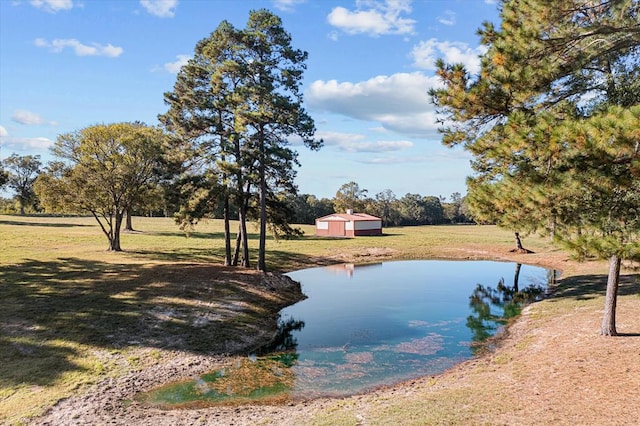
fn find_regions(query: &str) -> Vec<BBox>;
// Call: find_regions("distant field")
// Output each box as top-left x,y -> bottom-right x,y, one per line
0,214 -> 557,271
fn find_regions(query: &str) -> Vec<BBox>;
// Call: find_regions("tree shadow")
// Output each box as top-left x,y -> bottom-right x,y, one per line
0,258 -> 307,387
548,274 -> 639,301
0,219 -> 91,227
147,230 -> 228,240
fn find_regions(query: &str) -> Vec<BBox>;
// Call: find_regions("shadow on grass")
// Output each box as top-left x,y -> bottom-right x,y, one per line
130,244 -> 338,273
0,258 -> 316,387
549,274 -> 639,301
0,219 -> 91,227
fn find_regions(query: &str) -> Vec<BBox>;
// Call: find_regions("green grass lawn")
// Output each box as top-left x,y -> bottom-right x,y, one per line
0,214 -> 616,424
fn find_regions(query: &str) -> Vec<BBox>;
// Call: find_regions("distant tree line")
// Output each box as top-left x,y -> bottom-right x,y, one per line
1,152 -> 471,226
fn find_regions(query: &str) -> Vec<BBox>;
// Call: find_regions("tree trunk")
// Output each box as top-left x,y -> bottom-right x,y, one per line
232,224 -> 241,267
238,205 -> 249,267
109,211 -> 123,251
510,232 -> 534,253
257,127 -> 267,272
124,208 -> 134,232
223,193 -> 232,267
601,254 -> 621,336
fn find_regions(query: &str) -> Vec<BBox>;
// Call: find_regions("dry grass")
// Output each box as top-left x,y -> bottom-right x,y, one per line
2,214 -> 639,425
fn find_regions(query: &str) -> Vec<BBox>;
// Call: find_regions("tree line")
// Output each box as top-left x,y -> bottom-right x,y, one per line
0,152 -> 471,227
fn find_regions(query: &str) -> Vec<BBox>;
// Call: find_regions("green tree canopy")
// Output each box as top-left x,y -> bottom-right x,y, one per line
333,181 -> 369,214
35,123 -> 165,251
431,0 -> 640,335
2,153 -> 42,215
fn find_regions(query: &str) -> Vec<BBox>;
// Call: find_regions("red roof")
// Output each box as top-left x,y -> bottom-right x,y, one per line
316,212 -> 381,222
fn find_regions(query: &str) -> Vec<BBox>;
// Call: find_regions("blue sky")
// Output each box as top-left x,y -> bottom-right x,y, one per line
0,0 -> 500,200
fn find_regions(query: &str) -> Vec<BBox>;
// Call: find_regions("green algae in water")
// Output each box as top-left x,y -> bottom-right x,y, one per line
137,355 -> 295,407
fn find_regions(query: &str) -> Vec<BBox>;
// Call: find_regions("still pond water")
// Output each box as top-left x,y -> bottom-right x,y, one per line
139,260 -> 552,406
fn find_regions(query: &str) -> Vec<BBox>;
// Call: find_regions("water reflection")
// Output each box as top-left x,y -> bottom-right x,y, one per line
138,260 -> 554,406
467,263 -> 546,350
324,262 -> 383,278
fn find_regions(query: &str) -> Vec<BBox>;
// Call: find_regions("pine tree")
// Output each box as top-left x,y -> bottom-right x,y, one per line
431,0 -> 640,335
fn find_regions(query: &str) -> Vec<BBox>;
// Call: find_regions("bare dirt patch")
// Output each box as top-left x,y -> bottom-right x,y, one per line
27,246 -> 640,425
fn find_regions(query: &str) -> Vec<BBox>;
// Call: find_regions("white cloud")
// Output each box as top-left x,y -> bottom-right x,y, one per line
163,54 -> 190,73
359,148 -> 471,165
11,110 -> 56,126
140,0 -> 178,18
307,72 -> 443,137
0,126 -> 8,137
34,38 -> 123,57
0,135 -> 54,150
30,0 -> 73,13
411,38 -> 486,75
272,0 -> 305,12
317,131 -> 413,153
327,0 -> 416,37
437,10 -> 456,26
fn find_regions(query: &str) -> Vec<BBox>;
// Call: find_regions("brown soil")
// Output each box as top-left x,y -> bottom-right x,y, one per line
29,246 -> 640,425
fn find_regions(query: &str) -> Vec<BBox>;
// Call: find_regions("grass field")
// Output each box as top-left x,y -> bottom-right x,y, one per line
2,214 -> 637,425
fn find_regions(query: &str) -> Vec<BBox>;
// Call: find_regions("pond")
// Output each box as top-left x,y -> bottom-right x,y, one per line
138,260 -> 554,407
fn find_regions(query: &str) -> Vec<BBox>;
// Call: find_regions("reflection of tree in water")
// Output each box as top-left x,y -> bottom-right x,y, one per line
466,264 -> 545,352
256,316 -> 305,355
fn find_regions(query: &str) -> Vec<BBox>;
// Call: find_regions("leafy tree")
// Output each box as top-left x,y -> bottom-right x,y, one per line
431,0 -> 640,335
397,193 -> 444,225
443,192 -> 470,224
334,181 -> 368,214
281,193 -> 334,225
35,123 -> 165,251
0,167 -> 8,189
2,154 -> 42,215
369,189 -> 402,226
423,195 -> 444,224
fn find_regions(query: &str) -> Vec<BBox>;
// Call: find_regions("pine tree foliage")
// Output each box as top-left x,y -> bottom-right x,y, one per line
431,0 -> 640,335
160,10 -> 321,271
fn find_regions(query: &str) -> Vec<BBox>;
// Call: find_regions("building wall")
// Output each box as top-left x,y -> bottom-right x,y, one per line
316,219 -> 382,237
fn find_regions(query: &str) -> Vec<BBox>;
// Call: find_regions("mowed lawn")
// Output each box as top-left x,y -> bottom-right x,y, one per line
1,214 -> 635,424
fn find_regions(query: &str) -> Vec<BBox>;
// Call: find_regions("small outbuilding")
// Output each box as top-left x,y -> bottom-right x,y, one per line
315,209 -> 382,237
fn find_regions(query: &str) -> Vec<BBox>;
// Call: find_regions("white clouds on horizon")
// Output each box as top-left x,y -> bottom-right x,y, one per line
29,0 -> 74,13
11,110 -> 57,126
316,130 -> 413,153
140,0 -> 178,18
307,72 -> 443,138
327,0 -> 416,37
0,127 -> 53,151
411,38 -> 486,75
357,148 -> 472,165
34,38 -> 123,57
